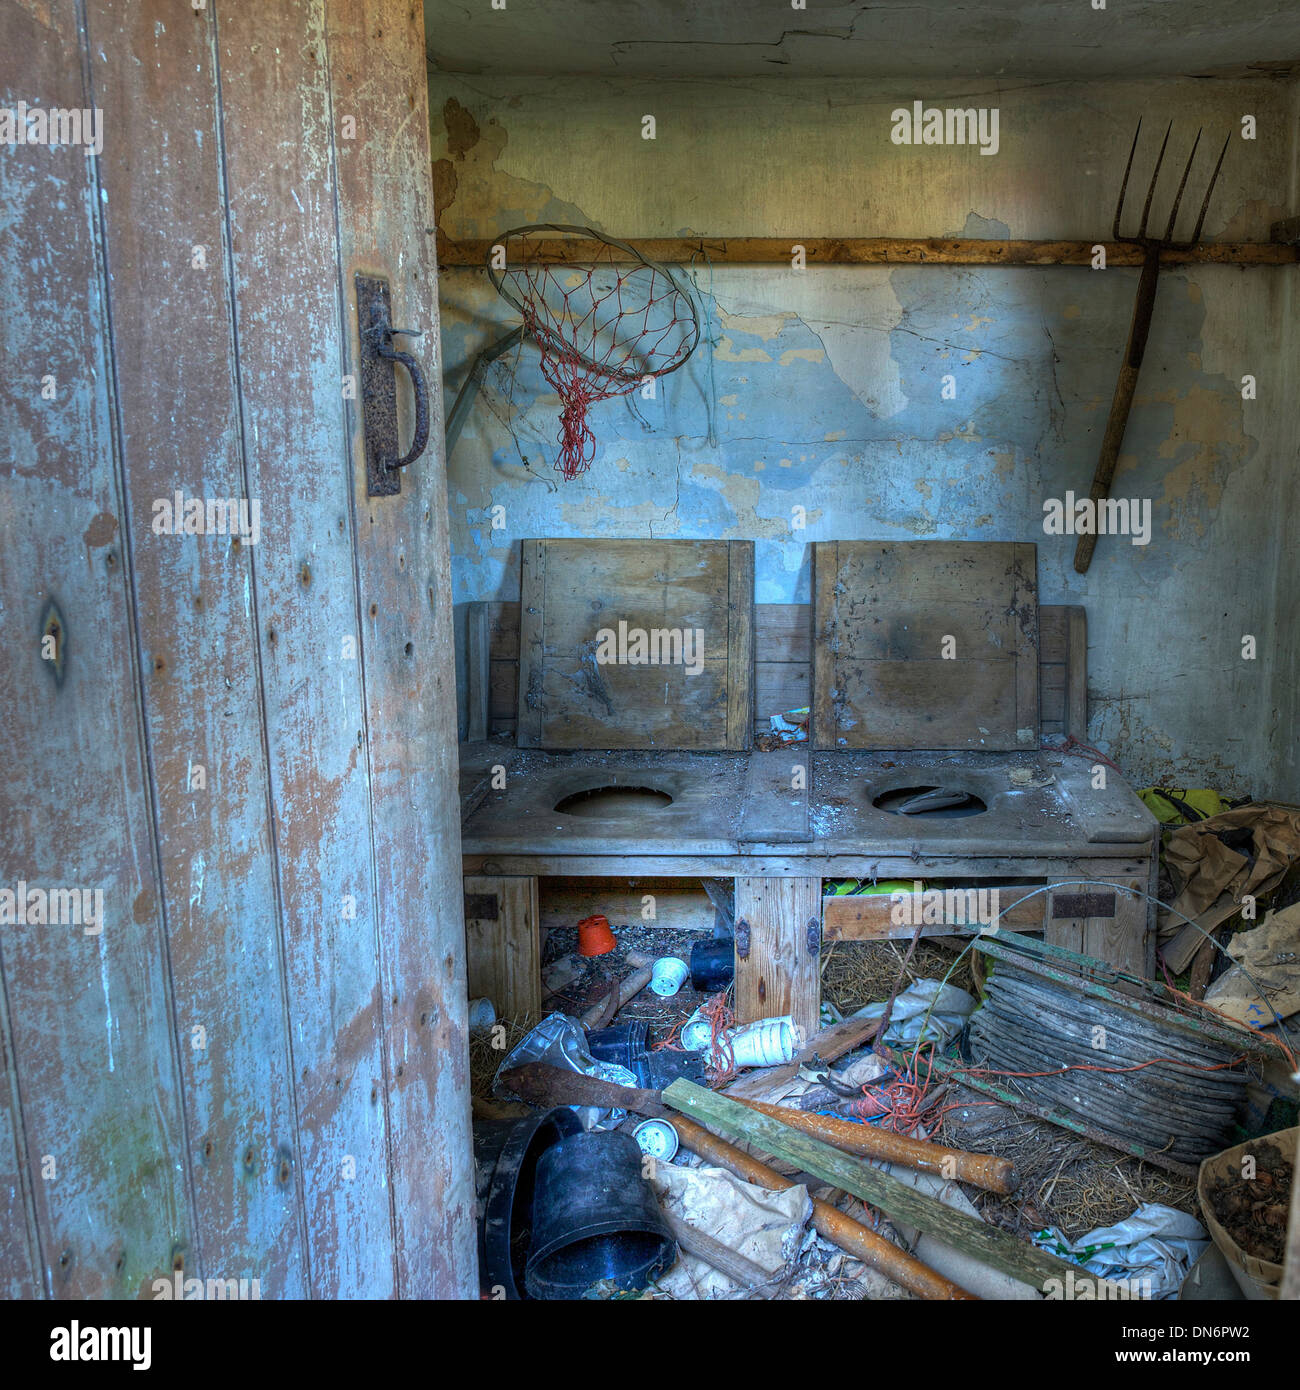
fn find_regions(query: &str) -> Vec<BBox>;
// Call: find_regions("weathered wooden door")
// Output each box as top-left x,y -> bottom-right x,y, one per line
0,0 -> 474,1298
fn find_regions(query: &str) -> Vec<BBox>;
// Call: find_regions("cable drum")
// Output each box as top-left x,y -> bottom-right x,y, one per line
970,961 -> 1254,1164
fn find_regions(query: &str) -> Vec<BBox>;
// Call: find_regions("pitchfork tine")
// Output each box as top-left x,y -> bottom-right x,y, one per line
1163,128 -> 1202,241
1112,120 -> 1143,240
1137,121 -> 1173,239
1187,132 -> 1231,247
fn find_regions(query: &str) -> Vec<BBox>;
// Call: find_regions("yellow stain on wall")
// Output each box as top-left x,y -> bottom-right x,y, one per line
714,336 -> 773,363
716,306 -> 797,342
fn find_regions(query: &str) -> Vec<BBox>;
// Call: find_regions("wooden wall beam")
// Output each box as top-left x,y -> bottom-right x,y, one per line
437,235 -> 1297,269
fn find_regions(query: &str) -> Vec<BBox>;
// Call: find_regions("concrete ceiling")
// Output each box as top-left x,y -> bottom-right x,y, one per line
425,1 -> 1300,79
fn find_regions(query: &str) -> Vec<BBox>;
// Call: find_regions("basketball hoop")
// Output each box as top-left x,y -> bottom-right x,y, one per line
487,224 -> 700,480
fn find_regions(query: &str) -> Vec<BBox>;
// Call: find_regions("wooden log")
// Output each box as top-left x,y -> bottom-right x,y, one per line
663,1079 -> 1080,1291
660,1209 -> 779,1298
736,1099 -> 1018,1194
577,951 -> 654,1029
437,235 -> 1297,269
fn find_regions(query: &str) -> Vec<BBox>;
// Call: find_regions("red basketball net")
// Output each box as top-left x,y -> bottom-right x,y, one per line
490,226 -> 699,480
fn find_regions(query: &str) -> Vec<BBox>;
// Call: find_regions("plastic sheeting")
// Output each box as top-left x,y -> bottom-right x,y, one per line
1034,1202 -> 1209,1300
851,978 -> 977,1049
492,1011 -> 637,1130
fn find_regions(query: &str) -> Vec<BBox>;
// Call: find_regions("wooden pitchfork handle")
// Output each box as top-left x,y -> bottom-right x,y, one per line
1073,244 -> 1163,574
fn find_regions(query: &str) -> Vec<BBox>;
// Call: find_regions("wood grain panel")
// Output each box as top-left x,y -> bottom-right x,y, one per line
215,0 -> 394,1299
734,877 -> 822,1036
812,541 -> 1039,750
473,599 -> 1077,741
325,0 -> 476,1298
0,0 -> 198,1300
465,877 -> 541,1019
516,539 -> 754,749
88,0 -> 307,1293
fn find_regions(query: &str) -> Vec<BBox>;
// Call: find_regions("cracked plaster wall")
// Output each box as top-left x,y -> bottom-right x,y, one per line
429,73 -> 1298,796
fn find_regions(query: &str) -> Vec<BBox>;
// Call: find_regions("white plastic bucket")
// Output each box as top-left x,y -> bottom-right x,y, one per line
719,1015 -> 798,1067
650,956 -> 689,996
680,1009 -> 712,1051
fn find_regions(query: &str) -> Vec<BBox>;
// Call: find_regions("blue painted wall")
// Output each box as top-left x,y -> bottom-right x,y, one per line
430,75 -> 1299,796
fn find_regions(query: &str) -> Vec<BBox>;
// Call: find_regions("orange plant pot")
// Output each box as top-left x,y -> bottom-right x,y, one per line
577,914 -> 616,957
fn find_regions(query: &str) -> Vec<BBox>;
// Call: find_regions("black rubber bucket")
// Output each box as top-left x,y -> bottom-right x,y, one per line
473,1106 -> 585,1300
690,937 -> 735,992
524,1129 -> 677,1299
585,1021 -> 648,1070
587,1022 -> 705,1090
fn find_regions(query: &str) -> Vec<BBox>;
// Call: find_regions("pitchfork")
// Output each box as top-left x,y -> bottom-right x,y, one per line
1073,121 -> 1229,573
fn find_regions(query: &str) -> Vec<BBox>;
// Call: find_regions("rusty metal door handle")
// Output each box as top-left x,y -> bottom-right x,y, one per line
355,272 -> 433,496
375,328 -> 430,469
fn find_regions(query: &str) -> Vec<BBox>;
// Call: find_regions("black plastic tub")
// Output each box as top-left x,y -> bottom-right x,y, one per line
690,937 -> 735,993
587,1023 -> 706,1090
473,1106 -> 585,1300
524,1129 -> 677,1299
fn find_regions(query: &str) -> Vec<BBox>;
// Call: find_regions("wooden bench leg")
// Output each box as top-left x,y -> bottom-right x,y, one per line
734,876 -> 821,1037
463,875 -> 540,1019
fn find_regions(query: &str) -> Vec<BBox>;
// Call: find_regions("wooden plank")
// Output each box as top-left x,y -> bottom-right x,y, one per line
467,602 -> 490,742
325,0 -> 476,1298
515,539 -> 546,748
755,662 -> 810,724
439,236 -> 1298,269
734,877 -> 822,1036
727,540 -> 755,750
90,0 -> 307,1294
0,0 -> 196,1300
823,887 -> 1045,941
516,538 -> 754,750
489,660 -> 517,722
662,1080 -> 1078,1290
1065,606 -> 1088,739
1045,876 -> 1149,977
485,600 -> 520,660
464,852 -> 1153,878
465,877 -> 541,1018
738,752 -> 811,844
1037,607 -> 1067,654
1034,604 -> 1084,738
0,979 -> 37,1298
812,541 -> 1038,750
214,0 -> 395,1298
755,603 -> 811,664
811,544 -> 838,754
